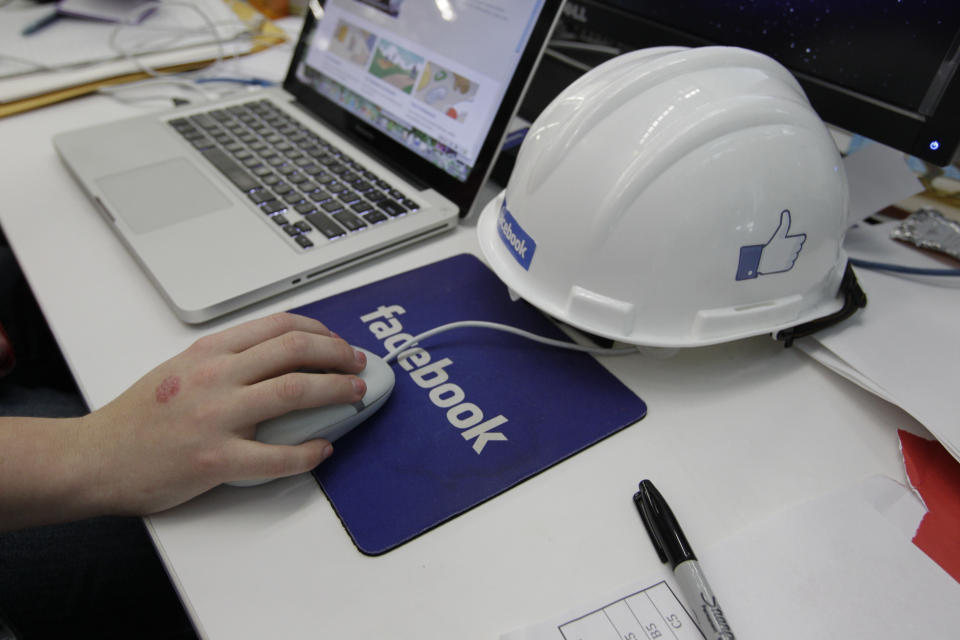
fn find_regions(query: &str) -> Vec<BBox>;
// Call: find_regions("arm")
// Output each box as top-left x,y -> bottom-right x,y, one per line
0,312 -> 367,532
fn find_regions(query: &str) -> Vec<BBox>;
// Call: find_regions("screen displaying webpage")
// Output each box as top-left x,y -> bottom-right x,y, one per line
297,0 -> 546,181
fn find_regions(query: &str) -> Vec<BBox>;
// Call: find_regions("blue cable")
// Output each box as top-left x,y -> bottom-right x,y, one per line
194,77 -> 276,86
849,257 -> 960,276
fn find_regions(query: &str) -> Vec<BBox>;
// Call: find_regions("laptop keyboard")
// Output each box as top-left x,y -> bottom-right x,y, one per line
168,99 -> 420,250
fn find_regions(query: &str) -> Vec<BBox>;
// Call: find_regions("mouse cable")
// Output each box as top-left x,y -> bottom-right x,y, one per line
382,320 -> 641,364
849,257 -> 960,276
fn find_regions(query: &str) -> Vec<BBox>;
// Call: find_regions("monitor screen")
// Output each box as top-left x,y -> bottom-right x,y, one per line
555,0 -> 960,166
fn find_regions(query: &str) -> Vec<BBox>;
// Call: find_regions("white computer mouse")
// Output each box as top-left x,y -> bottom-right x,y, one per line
228,346 -> 394,487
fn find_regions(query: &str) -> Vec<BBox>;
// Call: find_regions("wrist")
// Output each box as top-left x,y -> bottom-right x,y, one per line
0,415 -> 107,531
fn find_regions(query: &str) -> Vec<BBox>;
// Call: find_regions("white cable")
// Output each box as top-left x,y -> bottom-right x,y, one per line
1,1 -> 247,76
2,0 -> 262,105
108,0 -> 228,80
382,320 -> 641,363
97,0 -> 275,105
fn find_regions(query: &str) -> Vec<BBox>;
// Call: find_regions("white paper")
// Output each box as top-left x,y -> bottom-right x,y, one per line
792,338 -> 898,404
798,221 -> 960,461
0,0 -> 248,94
501,480 -> 956,640
843,141 -> 923,224
56,0 -> 155,22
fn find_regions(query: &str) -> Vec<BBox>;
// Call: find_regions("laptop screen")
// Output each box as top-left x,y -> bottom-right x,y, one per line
284,0 -> 561,215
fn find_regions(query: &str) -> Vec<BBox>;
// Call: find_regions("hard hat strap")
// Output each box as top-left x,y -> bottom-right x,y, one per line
775,262 -> 868,347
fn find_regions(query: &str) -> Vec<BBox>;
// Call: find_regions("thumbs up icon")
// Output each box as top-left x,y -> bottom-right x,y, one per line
736,210 -> 807,281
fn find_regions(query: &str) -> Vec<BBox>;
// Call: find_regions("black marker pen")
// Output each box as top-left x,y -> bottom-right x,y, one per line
634,479 -> 736,640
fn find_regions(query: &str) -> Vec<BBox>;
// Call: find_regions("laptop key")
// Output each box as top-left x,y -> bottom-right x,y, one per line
282,191 -> 306,205
295,234 -> 314,249
247,188 -> 273,204
332,210 -> 367,232
339,190 -> 361,205
191,138 -> 216,151
363,210 -> 389,224
304,212 -> 347,239
378,199 -> 407,217
321,200 -> 344,214
351,201 -> 375,214
260,199 -> 286,215
200,147 -> 261,192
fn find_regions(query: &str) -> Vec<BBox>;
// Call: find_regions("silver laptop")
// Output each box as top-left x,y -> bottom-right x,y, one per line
54,0 -> 562,323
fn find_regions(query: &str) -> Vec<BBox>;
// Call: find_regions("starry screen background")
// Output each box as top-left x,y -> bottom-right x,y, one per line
602,0 -> 959,115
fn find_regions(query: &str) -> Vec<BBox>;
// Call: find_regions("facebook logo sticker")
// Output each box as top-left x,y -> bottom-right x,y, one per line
736,210 -> 806,281
497,199 -> 536,270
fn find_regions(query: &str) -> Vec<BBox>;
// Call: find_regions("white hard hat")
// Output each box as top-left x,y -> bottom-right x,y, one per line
478,46 -> 865,348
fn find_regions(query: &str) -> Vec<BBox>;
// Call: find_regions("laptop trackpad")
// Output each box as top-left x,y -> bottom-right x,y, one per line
97,158 -> 232,234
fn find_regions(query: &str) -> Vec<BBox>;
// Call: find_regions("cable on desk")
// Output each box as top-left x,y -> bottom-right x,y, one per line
108,0 -> 241,79
849,257 -> 960,276
194,76 -> 275,86
4,0 -> 271,107
381,320 -> 641,364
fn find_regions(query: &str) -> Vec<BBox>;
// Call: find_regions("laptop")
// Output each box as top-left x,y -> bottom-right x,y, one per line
54,0 -> 562,323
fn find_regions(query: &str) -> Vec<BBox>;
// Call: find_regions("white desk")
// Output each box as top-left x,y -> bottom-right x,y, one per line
0,80 -> 933,638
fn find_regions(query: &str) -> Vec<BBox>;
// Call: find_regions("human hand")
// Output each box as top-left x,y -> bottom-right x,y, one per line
82,312 -> 367,516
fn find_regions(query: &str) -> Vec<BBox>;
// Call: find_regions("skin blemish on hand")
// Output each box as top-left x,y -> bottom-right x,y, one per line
155,375 -> 181,404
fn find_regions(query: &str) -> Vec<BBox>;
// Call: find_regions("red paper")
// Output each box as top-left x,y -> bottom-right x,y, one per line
899,429 -> 960,583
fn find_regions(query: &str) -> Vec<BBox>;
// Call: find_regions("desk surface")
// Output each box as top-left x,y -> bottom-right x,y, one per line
0,78 -> 932,638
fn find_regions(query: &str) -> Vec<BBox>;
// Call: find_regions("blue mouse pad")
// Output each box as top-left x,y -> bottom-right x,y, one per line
292,253 -> 647,555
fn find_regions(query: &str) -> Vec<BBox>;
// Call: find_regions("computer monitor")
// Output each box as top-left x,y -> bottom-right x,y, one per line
545,0 -> 960,167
